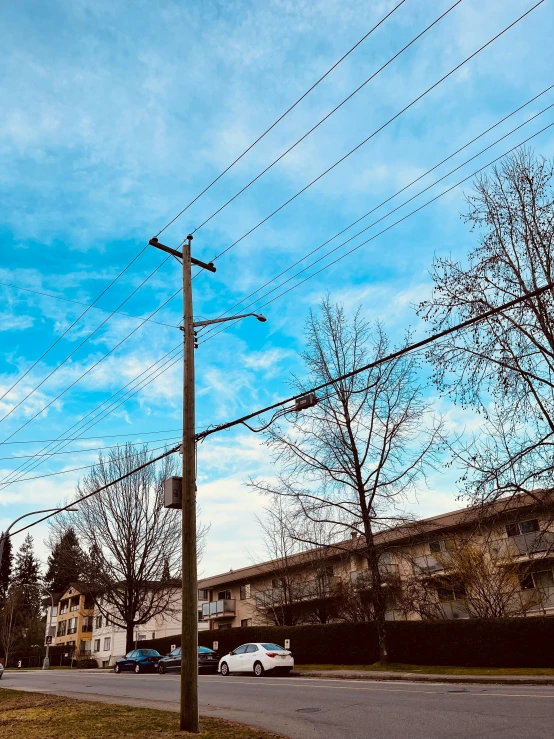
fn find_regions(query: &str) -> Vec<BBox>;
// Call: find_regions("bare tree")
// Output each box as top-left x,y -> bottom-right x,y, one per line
55,444 -> 208,653
0,587 -> 22,667
256,498 -> 352,625
419,148 -> 554,505
250,300 -> 443,661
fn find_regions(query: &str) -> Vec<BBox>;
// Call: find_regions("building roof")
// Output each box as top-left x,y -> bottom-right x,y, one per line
198,490 -> 553,589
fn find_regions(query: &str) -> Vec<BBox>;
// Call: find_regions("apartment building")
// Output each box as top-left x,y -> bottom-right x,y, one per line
91,590 -> 210,667
53,583 -> 94,656
197,491 -> 554,629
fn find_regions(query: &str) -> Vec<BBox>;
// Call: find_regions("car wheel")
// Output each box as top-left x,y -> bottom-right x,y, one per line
220,662 -> 229,676
114,664 -> 121,674
158,663 -> 166,674
134,664 -> 141,674
253,661 -> 265,677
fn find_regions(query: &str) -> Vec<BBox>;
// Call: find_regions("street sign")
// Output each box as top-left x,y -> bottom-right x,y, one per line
45,635 -> 52,645
213,641 -> 218,651
284,639 -> 290,650
171,644 -> 176,652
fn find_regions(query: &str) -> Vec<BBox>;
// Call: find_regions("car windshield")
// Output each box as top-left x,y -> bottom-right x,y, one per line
140,649 -> 160,656
261,643 -> 285,651
198,647 -> 214,653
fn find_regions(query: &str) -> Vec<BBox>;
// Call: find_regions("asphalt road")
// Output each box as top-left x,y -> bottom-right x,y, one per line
2,669 -> 554,739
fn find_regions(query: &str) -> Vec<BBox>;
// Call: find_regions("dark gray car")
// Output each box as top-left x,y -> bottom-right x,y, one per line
157,645 -> 219,673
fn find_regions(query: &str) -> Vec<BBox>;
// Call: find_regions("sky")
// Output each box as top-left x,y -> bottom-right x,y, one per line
1,0 -> 554,577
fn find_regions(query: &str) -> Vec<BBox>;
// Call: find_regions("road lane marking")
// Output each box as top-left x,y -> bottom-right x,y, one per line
8,673 -> 554,700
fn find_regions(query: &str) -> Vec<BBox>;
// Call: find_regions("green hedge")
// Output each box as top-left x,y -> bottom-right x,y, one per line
140,617 -> 554,668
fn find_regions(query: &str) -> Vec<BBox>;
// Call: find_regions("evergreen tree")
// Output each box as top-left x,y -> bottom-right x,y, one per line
0,533 -> 13,605
13,534 -> 41,616
44,527 -> 84,594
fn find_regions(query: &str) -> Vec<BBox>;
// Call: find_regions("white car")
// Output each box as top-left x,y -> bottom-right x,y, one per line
218,642 -> 294,677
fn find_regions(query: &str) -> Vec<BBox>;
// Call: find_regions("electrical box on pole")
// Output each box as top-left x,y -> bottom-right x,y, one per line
163,476 -> 182,509
295,392 -> 318,411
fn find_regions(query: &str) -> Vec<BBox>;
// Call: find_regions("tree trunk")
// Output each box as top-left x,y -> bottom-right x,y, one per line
125,622 -> 135,654
363,525 -> 388,663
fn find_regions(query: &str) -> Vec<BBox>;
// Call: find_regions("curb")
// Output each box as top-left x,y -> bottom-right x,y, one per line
291,670 -> 554,686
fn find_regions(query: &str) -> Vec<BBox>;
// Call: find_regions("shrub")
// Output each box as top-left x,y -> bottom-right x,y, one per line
140,616 -> 554,668
75,658 -> 98,669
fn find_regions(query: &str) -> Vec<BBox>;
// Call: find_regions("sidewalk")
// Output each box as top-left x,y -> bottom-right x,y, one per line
292,668 -> 554,685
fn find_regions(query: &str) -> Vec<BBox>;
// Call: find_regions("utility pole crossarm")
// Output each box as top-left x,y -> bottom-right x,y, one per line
149,237 -> 216,273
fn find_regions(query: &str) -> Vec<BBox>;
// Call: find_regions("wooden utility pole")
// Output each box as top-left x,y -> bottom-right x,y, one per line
181,234 -> 198,733
149,235 -> 215,734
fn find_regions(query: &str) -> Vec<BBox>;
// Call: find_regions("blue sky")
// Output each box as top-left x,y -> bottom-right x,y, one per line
1,0 -> 553,576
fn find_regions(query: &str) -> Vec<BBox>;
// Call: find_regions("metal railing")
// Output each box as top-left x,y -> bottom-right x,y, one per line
255,576 -> 340,607
489,531 -> 554,559
202,599 -> 236,618
350,564 -> 400,588
412,553 -> 452,575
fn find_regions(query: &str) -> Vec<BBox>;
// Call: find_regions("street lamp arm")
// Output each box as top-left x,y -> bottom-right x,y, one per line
193,313 -> 267,328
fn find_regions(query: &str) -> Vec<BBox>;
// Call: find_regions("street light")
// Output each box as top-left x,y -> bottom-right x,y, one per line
0,507 -> 78,564
192,313 -> 267,328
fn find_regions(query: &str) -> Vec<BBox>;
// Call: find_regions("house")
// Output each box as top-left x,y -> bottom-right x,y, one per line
53,583 -> 94,656
197,491 -> 554,629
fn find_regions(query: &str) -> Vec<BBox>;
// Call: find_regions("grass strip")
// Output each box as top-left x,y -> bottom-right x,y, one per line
0,688 -> 284,738
295,662 -> 554,676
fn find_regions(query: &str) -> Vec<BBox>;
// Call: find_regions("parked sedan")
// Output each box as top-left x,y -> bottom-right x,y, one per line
157,645 -> 219,674
219,643 -> 294,677
114,648 -> 162,673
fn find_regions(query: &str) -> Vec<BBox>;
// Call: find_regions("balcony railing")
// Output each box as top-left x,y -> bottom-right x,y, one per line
489,531 -> 554,559
202,599 -> 236,619
255,577 -> 340,607
350,564 -> 400,589
527,586 -> 554,612
412,553 -> 452,576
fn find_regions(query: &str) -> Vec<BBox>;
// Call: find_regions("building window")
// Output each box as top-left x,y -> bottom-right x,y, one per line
57,620 -> 67,637
102,660 -> 110,668
519,570 -> 554,590
429,539 -> 455,554
103,637 -> 111,651
241,618 -> 252,628
506,519 -> 540,537
59,600 -> 69,615
138,634 -> 146,641
217,623 -> 232,630
198,589 -> 209,601
94,639 -> 100,652
67,617 -> 78,635
240,584 -> 251,600
437,586 -> 465,602
82,617 -> 93,633
217,590 -> 231,600
95,615 -> 103,629
152,632 -> 156,639
198,610 -> 204,622
70,598 -> 79,612
317,565 -> 334,580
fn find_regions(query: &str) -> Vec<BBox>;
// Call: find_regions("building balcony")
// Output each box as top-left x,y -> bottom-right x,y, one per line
202,599 -> 236,619
412,553 -> 452,576
81,625 -> 93,633
255,577 -> 340,607
350,564 -> 400,589
489,531 -> 554,560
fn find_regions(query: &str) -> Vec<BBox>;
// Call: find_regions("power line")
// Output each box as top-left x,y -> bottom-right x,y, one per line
1,428 -> 183,446
0,434 -> 182,461
6,444 -> 180,539
200,117 -> 554,346
198,83 -> 554,342
0,280 -> 178,328
195,280 -> 554,443
0,344 -> 183,488
0,256 -> 172,428
0,439 -> 181,485
158,0 -> 410,237
191,1 -> 462,236
204,2 -> 544,266
0,283 -> 182,447
0,244 -> 151,407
